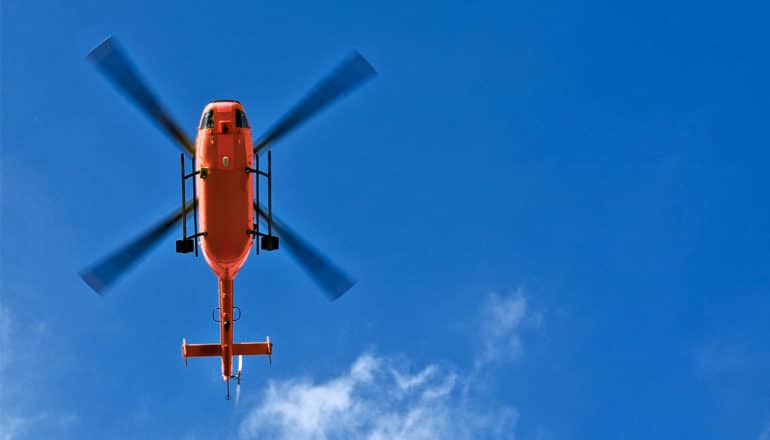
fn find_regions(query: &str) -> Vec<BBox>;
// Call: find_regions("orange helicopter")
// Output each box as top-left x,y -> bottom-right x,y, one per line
80,36 -> 376,400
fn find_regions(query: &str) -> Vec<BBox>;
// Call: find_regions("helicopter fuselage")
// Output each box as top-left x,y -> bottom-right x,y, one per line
196,100 -> 254,381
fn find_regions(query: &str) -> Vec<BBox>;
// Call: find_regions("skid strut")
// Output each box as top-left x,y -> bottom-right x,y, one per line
246,150 -> 279,252
177,153 -> 206,255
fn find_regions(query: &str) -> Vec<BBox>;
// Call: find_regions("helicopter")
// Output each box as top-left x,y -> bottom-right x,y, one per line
80,36 -> 376,400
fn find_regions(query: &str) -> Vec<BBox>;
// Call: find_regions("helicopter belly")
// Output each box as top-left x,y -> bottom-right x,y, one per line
198,165 -> 254,278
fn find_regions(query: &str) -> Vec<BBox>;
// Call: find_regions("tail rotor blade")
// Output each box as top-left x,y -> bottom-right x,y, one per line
235,355 -> 243,406
87,36 -> 196,156
257,203 -> 355,300
80,201 -> 196,294
253,51 -> 376,154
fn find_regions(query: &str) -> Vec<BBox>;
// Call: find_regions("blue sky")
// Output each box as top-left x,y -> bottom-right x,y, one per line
2,0 -> 770,438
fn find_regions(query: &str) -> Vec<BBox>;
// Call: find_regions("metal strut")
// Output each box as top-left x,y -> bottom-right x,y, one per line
181,154 -> 187,239
254,152 -> 259,255
267,151 -> 272,239
177,153 -> 206,254
246,151 -> 279,251
191,157 -> 199,256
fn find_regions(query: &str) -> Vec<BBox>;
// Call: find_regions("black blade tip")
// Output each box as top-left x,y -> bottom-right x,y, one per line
349,51 -> 377,77
324,278 -> 357,301
80,271 -> 108,296
87,36 -> 117,62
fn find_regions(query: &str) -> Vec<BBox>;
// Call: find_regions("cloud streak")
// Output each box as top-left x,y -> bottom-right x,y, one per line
477,290 -> 541,367
759,423 -> 770,440
760,423 -> 770,440
0,303 -> 22,440
0,303 -> 77,440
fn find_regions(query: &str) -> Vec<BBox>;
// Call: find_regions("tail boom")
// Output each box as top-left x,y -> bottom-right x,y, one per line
181,278 -> 273,386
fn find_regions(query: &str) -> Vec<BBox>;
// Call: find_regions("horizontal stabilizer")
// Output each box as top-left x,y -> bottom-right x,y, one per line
233,341 -> 273,356
182,341 -> 220,358
181,338 -> 273,359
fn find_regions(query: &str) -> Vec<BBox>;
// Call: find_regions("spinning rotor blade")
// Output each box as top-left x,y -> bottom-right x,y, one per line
253,51 -> 376,154
235,355 -> 243,406
88,36 -> 195,156
257,203 -> 355,300
80,201 -> 196,295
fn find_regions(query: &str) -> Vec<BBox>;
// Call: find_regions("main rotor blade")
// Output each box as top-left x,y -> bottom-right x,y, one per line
253,52 -> 376,154
80,201 -> 196,295
257,203 -> 355,300
88,36 -> 196,157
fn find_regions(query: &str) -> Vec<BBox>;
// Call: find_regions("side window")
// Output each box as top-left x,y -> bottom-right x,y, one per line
200,110 -> 214,129
236,109 -> 249,128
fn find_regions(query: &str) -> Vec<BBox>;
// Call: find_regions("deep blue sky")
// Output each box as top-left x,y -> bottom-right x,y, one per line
2,1 -> 770,439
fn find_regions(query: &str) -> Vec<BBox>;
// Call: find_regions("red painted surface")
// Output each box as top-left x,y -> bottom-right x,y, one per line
196,101 -> 254,280
189,101 -> 269,381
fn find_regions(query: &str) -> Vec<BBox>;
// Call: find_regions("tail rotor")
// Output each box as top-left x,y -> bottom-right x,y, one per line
235,355 -> 243,406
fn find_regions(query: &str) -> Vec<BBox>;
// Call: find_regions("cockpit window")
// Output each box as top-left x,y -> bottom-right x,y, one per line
235,109 -> 249,128
200,110 -> 214,129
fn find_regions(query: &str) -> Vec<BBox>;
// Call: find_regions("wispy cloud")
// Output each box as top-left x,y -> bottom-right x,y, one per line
477,290 -> 542,367
239,353 -> 517,440
760,424 -> 770,440
0,303 -> 23,440
694,339 -> 770,379
0,303 -> 78,440
239,290 -> 541,440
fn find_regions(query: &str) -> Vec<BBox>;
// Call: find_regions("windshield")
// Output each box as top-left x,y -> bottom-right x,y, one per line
235,109 -> 249,128
200,110 -> 214,129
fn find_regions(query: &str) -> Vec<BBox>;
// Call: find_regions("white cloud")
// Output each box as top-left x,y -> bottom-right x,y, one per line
238,290 -> 541,440
239,353 -> 517,440
477,290 -> 541,367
